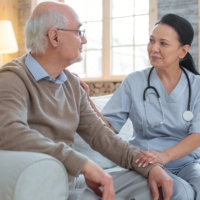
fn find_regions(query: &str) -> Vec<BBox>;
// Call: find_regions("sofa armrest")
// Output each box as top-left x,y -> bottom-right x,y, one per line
0,150 -> 68,200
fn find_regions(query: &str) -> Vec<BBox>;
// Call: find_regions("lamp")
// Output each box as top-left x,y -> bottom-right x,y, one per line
0,20 -> 18,66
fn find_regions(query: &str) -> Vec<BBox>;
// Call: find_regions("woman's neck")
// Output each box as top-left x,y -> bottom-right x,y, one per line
155,66 -> 182,94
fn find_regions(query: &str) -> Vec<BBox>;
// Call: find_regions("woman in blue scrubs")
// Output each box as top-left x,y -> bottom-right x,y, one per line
82,14 -> 200,200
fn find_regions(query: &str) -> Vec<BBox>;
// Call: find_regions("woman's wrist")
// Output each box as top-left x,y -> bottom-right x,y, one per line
162,150 -> 172,163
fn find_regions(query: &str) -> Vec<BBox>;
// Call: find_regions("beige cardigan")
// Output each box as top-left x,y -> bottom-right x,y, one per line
0,55 -> 160,182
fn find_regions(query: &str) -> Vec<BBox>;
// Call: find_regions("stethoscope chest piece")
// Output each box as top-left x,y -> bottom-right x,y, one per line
182,110 -> 193,122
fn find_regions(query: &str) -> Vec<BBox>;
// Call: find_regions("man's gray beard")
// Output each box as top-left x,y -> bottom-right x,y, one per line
69,54 -> 83,65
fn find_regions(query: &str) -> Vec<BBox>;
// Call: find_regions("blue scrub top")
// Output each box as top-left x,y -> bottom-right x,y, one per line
102,67 -> 200,170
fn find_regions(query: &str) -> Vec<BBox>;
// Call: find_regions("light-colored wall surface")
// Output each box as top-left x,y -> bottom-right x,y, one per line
18,0 -> 32,56
158,0 -> 199,69
1,0 -> 198,67
0,0 -> 199,95
0,0 -> 18,64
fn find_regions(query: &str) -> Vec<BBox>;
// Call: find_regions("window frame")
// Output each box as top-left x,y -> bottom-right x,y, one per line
98,0 -> 158,82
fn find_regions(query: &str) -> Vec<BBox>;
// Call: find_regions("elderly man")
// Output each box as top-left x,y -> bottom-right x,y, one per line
0,1 -> 173,200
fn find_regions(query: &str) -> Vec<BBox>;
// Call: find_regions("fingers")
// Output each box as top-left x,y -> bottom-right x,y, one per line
72,72 -> 80,80
82,160 -> 115,200
148,166 -> 173,200
85,178 -> 103,197
79,80 -> 90,96
101,175 -> 115,200
136,150 -> 157,167
92,187 -> 103,197
162,179 -> 173,200
143,158 -> 157,167
71,72 -> 90,96
149,181 -> 160,200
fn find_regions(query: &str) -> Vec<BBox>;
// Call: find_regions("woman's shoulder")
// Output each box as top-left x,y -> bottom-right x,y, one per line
124,67 -> 151,83
186,68 -> 200,83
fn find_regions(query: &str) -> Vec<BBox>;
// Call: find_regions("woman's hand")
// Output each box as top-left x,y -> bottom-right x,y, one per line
72,73 -> 90,97
136,150 -> 169,167
80,79 -> 90,97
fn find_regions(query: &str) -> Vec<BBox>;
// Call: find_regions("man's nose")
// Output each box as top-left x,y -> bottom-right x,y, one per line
81,36 -> 87,44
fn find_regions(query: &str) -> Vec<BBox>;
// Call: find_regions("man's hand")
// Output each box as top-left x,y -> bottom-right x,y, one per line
81,160 -> 115,200
148,166 -> 173,200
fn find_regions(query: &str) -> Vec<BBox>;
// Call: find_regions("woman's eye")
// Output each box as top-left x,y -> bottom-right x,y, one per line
161,42 -> 167,46
149,38 -> 154,43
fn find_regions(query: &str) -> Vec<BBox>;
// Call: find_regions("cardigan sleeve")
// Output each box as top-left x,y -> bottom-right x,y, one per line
0,69 -> 89,179
76,86 -> 162,177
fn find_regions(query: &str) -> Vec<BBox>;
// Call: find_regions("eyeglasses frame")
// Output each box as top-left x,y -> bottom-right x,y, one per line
57,29 -> 85,38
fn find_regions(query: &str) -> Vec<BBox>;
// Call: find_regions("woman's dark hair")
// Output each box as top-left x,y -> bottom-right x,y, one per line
155,13 -> 199,75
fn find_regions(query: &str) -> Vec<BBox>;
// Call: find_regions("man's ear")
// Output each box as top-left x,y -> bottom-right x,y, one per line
179,44 -> 190,59
47,28 -> 59,47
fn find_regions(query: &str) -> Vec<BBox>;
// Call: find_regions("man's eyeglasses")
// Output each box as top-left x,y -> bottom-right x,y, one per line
57,29 -> 85,38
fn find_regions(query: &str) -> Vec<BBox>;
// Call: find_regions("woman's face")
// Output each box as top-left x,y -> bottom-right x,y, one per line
147,23 -> 188,69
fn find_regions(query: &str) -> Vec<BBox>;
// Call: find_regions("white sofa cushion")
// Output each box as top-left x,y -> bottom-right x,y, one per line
0,151 -> 68,200
74,94 -> 133,169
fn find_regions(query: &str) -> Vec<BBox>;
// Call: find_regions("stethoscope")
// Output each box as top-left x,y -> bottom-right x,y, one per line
143,66 -> 193,128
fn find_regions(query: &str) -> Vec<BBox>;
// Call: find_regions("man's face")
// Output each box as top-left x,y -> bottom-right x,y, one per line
57,11 -> 87,66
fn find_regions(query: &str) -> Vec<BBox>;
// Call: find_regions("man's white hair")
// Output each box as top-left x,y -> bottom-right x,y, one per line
25,9 -> 68,54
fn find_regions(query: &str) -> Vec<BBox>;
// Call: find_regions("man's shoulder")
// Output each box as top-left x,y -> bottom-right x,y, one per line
0,55 -> 32,87
0,55 -> 27,76
63,69 -> 80,85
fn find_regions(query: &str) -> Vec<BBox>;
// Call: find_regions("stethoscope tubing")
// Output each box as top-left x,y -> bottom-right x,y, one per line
143,66 -> 192,127
180,66 -> 191,111
143,66 -> 191,110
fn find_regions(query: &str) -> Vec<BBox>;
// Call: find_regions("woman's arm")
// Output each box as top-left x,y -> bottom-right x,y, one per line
136,133 -> 200,167
79,79 -> 116,132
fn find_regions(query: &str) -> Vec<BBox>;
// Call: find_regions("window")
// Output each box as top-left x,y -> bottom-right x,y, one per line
65,0 -> 103,79
65,0 -> 157,81
36,0 -> 157,81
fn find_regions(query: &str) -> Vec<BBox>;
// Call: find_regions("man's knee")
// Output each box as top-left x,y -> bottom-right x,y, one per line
110,170 -> 153,200
68,188 -> 100,200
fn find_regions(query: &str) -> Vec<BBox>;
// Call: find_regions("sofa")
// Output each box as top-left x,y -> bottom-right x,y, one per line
0,94 -> 133,200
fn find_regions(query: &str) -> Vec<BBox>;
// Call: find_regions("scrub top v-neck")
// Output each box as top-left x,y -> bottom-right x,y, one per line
102,67 -> 200,170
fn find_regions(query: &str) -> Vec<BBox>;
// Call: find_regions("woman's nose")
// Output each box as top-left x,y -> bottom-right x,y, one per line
151,43 -> 160,52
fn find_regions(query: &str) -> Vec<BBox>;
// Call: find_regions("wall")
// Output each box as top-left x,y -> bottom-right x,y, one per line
158,0 -> 199,68
0,0 -> 18,64
89,0 -> 200,96
0,0 -> 32,64
87,82 -> 121,97
18,0 -> 32,56
1,0 -> 199,96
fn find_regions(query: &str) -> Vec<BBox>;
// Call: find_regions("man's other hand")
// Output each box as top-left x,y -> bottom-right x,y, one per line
148,166 -> 173,200
81,160 -> 115,200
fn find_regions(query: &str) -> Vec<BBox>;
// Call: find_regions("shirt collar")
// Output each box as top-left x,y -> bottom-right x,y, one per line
25,53 -> 67,84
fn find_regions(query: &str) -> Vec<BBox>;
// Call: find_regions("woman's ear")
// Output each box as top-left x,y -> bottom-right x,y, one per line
47,28 -> 59,47
179,44 -> 190,59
